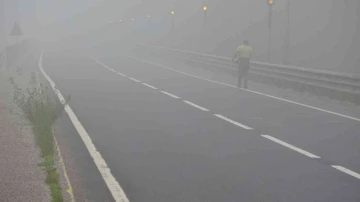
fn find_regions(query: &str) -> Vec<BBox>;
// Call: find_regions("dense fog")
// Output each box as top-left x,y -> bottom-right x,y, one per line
2,0 -> 360,73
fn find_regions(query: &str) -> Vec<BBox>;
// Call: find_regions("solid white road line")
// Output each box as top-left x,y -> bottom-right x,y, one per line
142,83 -> 158,90
332,166 -> 360,180
130,56 -> 360,123
214,114 -> 253,130
129,77 -> 141,82
117,72 -> 126,77
37,71 -> 74,201
183,100 -> 210,111
161,91 -> 180,99
129,57 -> 235,88
261,135 -> 321,159
53,129 -> 75,202
41,51 -> 129,202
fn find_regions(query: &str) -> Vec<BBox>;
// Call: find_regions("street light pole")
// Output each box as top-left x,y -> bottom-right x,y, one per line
283,0 -> 290,65
147,14 -> 151,29
171,11 -> 175,32
202,5 -> 208,31
170,11 -> 175,46
267,0 -> 274,63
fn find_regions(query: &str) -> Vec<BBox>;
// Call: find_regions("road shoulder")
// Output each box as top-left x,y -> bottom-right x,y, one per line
0,70 -> 51,201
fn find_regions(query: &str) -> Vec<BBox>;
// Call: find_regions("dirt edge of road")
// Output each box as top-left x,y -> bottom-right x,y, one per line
0,50 -> 75,201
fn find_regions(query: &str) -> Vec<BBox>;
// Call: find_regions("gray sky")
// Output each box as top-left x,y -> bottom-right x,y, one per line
2,0 -> 106,33
1,0 -> 359,73
35,0 -> 106,25
1,0 -> 105,46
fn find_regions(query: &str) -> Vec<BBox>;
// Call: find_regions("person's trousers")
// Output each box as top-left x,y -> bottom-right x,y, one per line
238,58 -> 250,88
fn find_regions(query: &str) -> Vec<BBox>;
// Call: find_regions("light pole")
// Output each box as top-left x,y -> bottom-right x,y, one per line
170,10 -> 175,32
202,5 -> 208,30
267,0 -> 274,63
283,0 -> 290,65
170,11 -> 175,46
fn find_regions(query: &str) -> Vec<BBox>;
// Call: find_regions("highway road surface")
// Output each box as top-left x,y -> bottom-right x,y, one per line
42,47 -> 360,202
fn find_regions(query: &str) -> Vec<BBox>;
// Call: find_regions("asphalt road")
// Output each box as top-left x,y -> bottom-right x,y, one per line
42,48 -> 360,202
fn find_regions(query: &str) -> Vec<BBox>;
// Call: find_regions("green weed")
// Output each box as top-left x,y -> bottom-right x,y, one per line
10,75 -> 65,202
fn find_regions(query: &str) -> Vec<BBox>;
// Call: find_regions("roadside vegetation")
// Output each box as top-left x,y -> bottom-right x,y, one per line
9,75 -> 65,202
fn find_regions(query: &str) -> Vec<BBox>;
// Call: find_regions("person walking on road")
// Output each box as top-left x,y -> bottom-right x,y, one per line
233,40 -> 252,89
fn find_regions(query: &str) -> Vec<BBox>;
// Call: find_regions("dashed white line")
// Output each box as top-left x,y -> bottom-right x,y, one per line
91,55 -> 359,179
183,100 -> 209,111
90,56 -> 126,78
214,114 -> 253,130
130,56 -> 360,123
43,51 -> 129,202
129,77 -> 141,82
332,166 -> 360,180
161,91 -> 180,99
142,83 -> 158,90
261,135 -> 321,158
128,56 -> 236,87
85,55 -> 360,183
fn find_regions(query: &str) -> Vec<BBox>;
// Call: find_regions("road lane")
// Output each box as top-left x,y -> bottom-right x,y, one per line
43,50 -> 360,201
94,55 -> 360,179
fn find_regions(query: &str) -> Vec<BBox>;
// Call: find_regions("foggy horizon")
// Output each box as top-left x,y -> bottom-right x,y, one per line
1,1 -> 360,201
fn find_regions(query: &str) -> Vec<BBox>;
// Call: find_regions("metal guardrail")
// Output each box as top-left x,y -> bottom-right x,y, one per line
135,45 -> 360,102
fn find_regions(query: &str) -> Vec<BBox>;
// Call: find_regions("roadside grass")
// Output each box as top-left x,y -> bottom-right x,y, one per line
9,75 -> 65,202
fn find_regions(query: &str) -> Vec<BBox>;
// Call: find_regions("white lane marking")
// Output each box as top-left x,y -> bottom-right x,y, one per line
129,77 -> 141,82
53,129 -> 76,202
183,100 -> 209,111
161,91 -> 180,99
129,56 -> 235,87
37,70 -> 75,201
89,54 -> 120,73
41,51 -> 129,202
89,56 -> 214,114
89,55 -> 139,83
332,165 -> 360,180
142,83 -> 158,90
130,57 -> 360,123
214,114 -> 253,130
117,72 -> 126,77
261,135 -> 321,159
